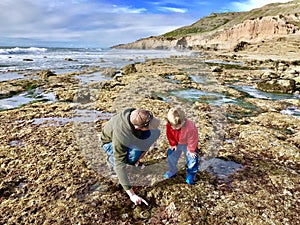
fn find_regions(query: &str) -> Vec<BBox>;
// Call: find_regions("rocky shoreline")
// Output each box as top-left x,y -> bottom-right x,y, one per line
0,51 -> 299,224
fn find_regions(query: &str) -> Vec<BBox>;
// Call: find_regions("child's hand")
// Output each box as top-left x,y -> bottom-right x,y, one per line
135,161 -> 145,169
189,152 -> 197,158
170,145 -> 177,151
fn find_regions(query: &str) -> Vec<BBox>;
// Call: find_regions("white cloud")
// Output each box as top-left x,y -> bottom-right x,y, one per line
0,0 -> 194,47
231,0 -> 291,12
112,5 -> 147,13
1,0 -> 291,47
158,7 -> 187,13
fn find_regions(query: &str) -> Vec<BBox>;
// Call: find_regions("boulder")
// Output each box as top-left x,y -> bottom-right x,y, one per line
233,41 -> 250,52
121,64 -> 137,75
261,70 -> 279,79
293,76 -> 300,84
101,67 -> 119,77
39,70 -> 56,79
256,79 -> 296,94
211,66 -> 223,73
172,74 -> 190,82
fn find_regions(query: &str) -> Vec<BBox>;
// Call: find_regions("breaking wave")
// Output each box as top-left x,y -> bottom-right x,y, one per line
0,47 -> 48,54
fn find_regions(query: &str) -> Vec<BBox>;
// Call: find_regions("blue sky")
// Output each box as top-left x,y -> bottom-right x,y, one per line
0,0 -> 291,48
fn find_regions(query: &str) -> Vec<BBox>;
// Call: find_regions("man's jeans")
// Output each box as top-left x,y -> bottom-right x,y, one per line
101,129 -> 160,168
102,142 -> 145,167
167,144 -> 198,177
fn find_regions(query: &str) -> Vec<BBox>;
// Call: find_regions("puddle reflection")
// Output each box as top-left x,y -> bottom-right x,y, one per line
281,106 -> 300,118
0,91 -> 56,110
169,88 -> 235,106
199,157 -> 243,180
31,109 -> 113,126
74,72 -> 113,84
230,85 -> 300,100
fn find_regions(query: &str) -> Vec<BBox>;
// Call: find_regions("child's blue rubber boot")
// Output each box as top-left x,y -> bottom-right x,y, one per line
186,174 -> 195,185
164,171 -> 175,179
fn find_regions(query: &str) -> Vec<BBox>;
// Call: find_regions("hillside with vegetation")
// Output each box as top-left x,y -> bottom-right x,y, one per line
113,0 -> 300,55
163,0 -> 300,38
163,12 -> 242,38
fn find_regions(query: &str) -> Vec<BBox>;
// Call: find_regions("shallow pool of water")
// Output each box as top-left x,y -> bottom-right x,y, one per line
0,71 -> 27,81
204,59 -> 244,66
31,109 -> 113,126
0,91 -> 56,110
281,106 -> 300,118
169,88 -> 236,106
230,85 -> 300,100
199,157 -> 243,180
190,74 -> 218,85
9,140 -> 26,147
74,72 -> 113,84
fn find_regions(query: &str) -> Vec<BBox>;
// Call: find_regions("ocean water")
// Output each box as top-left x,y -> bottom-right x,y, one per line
1,46 -> 299,118
0,46 -> 191,81
0,46 -> 191,109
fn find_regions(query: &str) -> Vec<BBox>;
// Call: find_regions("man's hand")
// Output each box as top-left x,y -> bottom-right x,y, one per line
126,189 -> 148,205
130,194 -> 148,205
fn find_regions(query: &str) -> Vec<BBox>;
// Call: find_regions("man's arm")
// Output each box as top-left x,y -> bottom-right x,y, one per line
114,155 -> 149,205
113,142 -> 131,190
113,143 -> 148,205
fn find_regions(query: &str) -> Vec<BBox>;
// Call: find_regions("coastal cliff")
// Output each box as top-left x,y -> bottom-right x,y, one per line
113,0 -> 300,53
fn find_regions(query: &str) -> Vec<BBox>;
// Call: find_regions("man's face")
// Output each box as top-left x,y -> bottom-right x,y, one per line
134,126 -> 150,131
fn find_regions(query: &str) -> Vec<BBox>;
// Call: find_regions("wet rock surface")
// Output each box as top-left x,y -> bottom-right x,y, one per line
0,53 -> 299,224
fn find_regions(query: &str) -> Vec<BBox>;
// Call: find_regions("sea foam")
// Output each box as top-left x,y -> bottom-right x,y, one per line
0,47 -> 48,55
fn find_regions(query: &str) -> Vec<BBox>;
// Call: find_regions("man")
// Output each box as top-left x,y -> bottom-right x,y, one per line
99,108 -> 160,205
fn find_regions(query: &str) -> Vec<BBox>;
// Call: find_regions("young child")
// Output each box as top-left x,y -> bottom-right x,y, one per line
164,107 -> 199,184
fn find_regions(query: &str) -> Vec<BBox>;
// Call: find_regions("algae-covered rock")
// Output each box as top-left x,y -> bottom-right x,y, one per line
256,79 -> 296,94
1,55 -> 299,225
121,63 -> 137,75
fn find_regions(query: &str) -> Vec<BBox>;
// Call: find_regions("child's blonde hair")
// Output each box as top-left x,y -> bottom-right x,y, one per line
167,107 -> 186,126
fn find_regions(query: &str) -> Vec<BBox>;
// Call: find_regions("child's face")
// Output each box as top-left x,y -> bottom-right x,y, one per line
171,121 -> 185,130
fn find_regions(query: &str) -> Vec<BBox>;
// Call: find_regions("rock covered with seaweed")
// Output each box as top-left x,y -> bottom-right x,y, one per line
0,53 -> 299,224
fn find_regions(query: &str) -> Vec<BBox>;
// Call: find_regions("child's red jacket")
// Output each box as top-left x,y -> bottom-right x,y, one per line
166,118 -> 198,153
